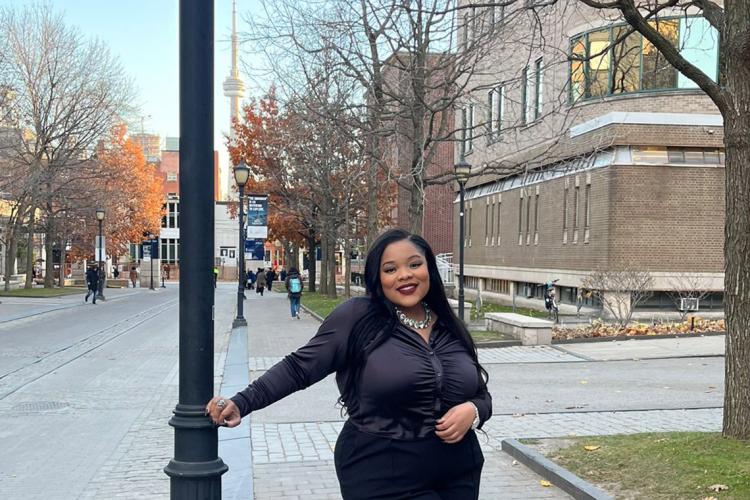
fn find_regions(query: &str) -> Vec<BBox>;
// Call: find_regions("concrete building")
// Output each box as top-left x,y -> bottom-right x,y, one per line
222,0 -> 245,202
454,2 -> 724,313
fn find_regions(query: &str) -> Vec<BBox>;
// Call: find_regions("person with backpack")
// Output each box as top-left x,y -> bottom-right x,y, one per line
285,267 -> 304,319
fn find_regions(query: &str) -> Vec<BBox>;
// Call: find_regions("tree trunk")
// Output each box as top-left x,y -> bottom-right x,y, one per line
4,235 -> 17,292
408,167 -> 425,235
320,229 -> 328,295
59,236 -> 67,288
344,201 -> 351,299
327,236 -> 337,299
44,216 -> 54,288
306,231 -> 317,293
722,110 -> 750,440
24,208 -> 35,289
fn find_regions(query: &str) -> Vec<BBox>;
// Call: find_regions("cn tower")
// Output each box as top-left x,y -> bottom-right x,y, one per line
223,0 -> 245,200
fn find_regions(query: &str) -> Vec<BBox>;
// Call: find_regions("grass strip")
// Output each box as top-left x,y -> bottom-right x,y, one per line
0,287 -> 86,298
301,291 -> 347,319
548,432 -> 750,499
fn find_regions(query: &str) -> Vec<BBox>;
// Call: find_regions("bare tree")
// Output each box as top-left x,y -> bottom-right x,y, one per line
0,4 -> 133,287
582,269 -> 654,328
667,274 -> 714,322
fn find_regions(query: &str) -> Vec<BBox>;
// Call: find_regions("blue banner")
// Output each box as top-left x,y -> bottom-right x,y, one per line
246,195 -> 268,239
244,239 -> 265,260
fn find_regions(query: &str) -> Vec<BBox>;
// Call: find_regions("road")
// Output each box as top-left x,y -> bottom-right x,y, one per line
0,285 -> 235,499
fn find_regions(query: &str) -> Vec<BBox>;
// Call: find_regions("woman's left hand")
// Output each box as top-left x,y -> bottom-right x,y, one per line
435,402 -> 475,444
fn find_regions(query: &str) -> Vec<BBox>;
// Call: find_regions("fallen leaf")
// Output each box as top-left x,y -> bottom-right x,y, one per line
708,484 -> 729,492
540,480 -> 552,487
583,445 -> 600,451
512,460 -> 518,465
580,380 -> 588,384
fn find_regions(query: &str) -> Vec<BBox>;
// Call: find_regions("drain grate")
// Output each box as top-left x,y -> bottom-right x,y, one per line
12,401 -> 69,412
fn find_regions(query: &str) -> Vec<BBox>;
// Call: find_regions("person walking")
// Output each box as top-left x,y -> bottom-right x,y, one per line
129,266 -> 138,288
213,266 -> 219,288
207,228 -> 491,499
285,267 -> 304,319
246,269 -> 256,290
255,268 -> 266,296
84,265 -> 99,304
266,267 -> 275,291
279,267 -> 287,282
113,267 -> 120,279
163,263 -> 171,280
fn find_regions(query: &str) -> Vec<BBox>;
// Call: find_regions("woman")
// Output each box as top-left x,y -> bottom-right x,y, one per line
207,228 -> 491,499
255,267 -> 266,296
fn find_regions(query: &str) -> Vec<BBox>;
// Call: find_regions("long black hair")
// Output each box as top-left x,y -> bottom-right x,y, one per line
337,228 -> 489,414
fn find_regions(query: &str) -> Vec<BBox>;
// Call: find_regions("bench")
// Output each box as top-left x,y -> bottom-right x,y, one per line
485,313 -> 553,345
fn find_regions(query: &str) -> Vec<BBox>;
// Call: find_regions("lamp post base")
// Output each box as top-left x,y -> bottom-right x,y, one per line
232,317 -> 247,328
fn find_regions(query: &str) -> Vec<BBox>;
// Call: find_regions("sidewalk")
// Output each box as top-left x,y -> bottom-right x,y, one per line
218,289 -> 726,499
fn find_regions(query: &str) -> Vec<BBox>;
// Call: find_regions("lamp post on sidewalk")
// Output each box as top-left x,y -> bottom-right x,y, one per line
95,208 -> 105,301
454,156 -> 471,322
164,1 -> 227,496
233,162 -> 249,328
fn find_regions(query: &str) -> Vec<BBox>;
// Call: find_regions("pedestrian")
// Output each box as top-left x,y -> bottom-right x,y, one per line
279,267 -> 287,282
255,268 -> 266,296
576,289 -> 584,317
129,266 -> 138,288
163,263 -> 171,280
113,267 -> 120,279
266,267 -> 275,291
285,267 -> 304,319
84,265 -> 99,304
247,269 -> 256,290
213,266 -> 219,288
207,228 -> 491,499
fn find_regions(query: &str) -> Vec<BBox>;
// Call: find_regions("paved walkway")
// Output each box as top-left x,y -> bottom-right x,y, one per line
224,290 -> 725,499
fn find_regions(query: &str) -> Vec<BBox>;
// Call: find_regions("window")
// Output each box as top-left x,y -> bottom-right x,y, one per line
525,195 -> 531,244
489,5 -> 504,26
642,20 -> 679,90
462,13 -> 469,51
534,192 -> 540,240
467,104 -> 474,151
520,67 -> 528,125
570,37 -> 586,101
484,200 -> 489,245
573,185 -> 580,229
496,198 -> 501,243
161,238 -> 180,264
588,30 -> 610,97
584,184 -> 591,228
562,184 -> 568,233
166,172 -> 177,182
534,58 -> 543,120
569,17 -> 716,101
518,194 -> 523,244
487,86 -> 504,139
490,201 -> 496,243
611,27 -> 641,94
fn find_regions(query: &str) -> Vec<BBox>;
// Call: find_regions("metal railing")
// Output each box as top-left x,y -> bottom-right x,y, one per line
436,252 -> 454,285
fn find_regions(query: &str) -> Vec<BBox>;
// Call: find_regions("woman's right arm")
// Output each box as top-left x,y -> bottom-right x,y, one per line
226,298 -> 370,418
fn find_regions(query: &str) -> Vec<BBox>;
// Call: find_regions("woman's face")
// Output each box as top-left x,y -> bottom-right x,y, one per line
379,239 -> 430,313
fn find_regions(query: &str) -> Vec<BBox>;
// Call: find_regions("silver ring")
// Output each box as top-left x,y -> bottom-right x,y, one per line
217,398 -> 226,409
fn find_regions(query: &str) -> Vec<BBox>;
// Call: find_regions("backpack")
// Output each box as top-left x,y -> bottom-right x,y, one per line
289,277 -> 302,294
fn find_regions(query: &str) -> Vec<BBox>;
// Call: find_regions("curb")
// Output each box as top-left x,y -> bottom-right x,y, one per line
501,438 -> 613,500
300,304 -> 324,322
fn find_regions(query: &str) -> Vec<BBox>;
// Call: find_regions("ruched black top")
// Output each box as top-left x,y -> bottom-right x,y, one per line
230,297 -> 492,440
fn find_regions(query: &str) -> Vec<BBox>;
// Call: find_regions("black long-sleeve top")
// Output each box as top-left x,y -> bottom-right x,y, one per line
230,297 -> 492,440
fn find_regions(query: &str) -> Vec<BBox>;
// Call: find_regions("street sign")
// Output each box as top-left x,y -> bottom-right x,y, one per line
246,195 -> 268,239
141,239 -> 159,261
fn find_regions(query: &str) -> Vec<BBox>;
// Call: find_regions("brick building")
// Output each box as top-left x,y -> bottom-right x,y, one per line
454,2 -> 724,313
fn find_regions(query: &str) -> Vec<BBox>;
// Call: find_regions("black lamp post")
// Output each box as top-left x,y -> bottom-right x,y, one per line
147,232 -> 155,291
233,162 -> 249,328
454,157 -> 471,322
164,0 -> 227,496
95,208 -> 105,300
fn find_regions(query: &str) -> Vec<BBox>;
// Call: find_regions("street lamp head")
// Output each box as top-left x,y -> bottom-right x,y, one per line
95,208 -> 105,221
233,162 -> 250,187
454,157 -> 471,185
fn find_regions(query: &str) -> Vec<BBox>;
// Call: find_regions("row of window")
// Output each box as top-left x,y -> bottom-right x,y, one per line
466,176 -> 592,247
461,5 -> 505,51
162,201 -> 179,229
570,17 -> 718,101
460,57 -> 543,154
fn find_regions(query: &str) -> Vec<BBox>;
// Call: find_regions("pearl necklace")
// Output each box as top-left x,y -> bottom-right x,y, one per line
396,302 -> 431,330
